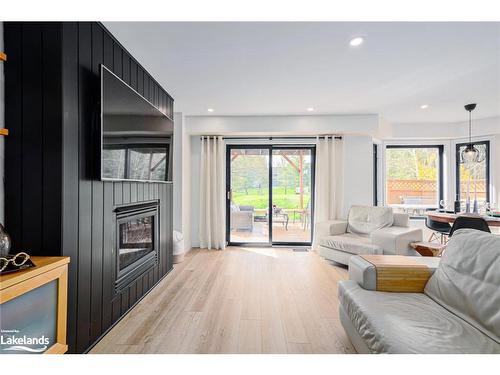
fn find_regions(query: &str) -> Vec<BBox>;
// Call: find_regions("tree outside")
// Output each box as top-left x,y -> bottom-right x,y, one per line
386,148 -> 438,181
386,147 -> 439,205
230,150 -> 312,220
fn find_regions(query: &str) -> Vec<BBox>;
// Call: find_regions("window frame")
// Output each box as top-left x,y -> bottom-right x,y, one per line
385,144 -> 444,212
455,140 -> 490,203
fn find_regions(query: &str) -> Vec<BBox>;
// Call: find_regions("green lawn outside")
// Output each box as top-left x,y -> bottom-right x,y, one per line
233,187 -> 311,215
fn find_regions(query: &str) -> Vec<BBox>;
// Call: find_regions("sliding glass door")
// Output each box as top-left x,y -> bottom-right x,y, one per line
227,147 -> 270,244
271,148 -> 313,244
226,145 -> 315,246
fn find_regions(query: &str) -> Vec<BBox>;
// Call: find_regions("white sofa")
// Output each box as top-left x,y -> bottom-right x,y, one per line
338,229 -> 500,353
316,205 -> 422,265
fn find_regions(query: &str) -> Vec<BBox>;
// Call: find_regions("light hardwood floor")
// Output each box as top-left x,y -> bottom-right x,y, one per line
90,247 -> 355,354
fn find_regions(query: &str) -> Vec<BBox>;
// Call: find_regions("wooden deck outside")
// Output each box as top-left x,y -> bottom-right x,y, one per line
230,221 -> 311,243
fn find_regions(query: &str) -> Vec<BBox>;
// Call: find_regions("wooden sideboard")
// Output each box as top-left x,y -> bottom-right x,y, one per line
0,256 -> 70,354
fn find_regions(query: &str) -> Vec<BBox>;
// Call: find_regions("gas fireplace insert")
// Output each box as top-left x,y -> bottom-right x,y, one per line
114,201 -> 159,292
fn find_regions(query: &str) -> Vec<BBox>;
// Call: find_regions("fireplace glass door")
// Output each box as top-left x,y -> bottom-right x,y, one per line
118,214 -> 155,272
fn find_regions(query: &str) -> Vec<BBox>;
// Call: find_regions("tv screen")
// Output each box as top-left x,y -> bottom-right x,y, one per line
101,64 -> 173,182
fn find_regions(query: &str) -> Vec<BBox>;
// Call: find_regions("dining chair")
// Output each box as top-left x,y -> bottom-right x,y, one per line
425,209 -> 452,244
449,216 -> 491,237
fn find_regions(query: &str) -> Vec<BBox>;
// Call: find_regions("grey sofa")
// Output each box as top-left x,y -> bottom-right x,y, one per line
230,205 -> 254,231
338,229 -> 500,353
316,205 -> 423,265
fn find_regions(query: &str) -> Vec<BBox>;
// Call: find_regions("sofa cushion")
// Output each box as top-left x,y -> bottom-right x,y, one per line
370,226 -> 422,256
319,233 -> 382,255
239,205 -> 254,212
392,212 -> 410,227
347,205 -> 394,235
425,229 -> 500,344
338,280 -> 500,353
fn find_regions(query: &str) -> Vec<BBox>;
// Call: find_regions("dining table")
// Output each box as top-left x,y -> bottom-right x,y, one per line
426,211 -> 500,227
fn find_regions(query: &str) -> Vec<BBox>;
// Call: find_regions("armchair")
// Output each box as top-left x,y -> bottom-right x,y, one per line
316,205 -> 422,265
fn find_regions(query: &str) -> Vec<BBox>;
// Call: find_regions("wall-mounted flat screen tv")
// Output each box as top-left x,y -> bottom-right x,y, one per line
101,65 -> 173,183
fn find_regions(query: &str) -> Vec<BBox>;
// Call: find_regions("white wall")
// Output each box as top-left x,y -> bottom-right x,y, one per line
172,112 -> 192,252
172,113 -> 183,232
341,135 -> 374,218
185,114 -> 379,136
381,116 -> 500,139
185,114 -> 378,248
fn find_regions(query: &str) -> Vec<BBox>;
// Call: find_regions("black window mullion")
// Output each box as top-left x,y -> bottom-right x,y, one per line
268,146 -> 273,245
438,145 -> 444,203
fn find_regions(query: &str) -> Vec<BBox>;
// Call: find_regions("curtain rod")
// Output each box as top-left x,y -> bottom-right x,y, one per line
199,136 -> 342,140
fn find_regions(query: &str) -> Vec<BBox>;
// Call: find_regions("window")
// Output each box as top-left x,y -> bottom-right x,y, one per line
456,141 -> 490,205
385,145 -> 443,217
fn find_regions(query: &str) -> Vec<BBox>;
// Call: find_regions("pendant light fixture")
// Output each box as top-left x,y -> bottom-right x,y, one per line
461,103 -> 484,164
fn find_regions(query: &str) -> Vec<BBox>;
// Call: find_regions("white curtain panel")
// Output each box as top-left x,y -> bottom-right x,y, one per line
313,136 -> 340,250
199,136 -> 226,250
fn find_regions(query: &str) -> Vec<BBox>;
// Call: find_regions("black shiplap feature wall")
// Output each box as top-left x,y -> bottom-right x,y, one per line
5,22 -> 174,353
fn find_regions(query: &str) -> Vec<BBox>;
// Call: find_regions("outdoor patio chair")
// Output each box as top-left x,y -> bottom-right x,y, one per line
230,204 -> 255,231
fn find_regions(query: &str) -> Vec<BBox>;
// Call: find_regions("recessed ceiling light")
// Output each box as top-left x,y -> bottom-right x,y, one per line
420,104 -> 429,109
349,37 -> 364,47
307,107 -> 315,112
207,108 -> 214,113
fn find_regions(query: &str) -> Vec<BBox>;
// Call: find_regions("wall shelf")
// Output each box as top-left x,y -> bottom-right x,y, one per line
0,52 -> 6,62
0,129 -> 9,136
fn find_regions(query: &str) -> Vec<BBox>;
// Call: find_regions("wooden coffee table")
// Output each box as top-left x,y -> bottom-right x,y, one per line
410,242 -> 446,257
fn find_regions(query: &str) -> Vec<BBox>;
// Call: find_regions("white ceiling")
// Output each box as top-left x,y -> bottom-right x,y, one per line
104,22 -> 500,124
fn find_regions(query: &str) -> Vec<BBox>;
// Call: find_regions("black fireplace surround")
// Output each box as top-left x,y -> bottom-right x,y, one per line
115,201 -> 159,292
4,22 -> 174,353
